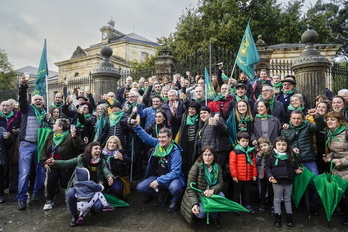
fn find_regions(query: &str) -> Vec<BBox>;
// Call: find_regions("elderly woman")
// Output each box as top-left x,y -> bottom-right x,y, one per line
41,118 -> 84,210
181,146 -> 223,229
323,111 -> 348,225
46,142 -> 115,227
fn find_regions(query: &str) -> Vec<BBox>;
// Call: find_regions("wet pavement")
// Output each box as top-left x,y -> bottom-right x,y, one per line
0,182 -> 348,232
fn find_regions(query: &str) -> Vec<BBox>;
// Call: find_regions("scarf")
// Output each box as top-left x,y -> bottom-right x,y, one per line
272,82 -> 283,89
234,144 -> 255,165
109,110 -> 125,127
0,111 -> 14,122
155,124 -> 165,138
235,95 -> 248,102
204,163 -> 219,186
152,142 -> 174,158
261,98 -> 275,112
31,105 -> 46,126
76,113 -> 91,128
255,114 -> 273,119
53,130 -> 69,146
213,92 -> 226,101
90,157 -> 101,164
326,125 -> 347,146
287,105 -> 304,111
290,120 -> 307,131
273,150 -> 288,166
50,102 -> 63,108
186,114 -> 198,125
161,97 -> 168,102
282,87 -> 296,95
259,79 -> 268,85
195,98 -> 205,103
127,102 -> 137,111
238,115 -> 250,132
102,148 -> 119,166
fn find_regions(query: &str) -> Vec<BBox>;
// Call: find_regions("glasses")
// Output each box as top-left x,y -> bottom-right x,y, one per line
129,96 -> 137,98
261,90 -> 272,92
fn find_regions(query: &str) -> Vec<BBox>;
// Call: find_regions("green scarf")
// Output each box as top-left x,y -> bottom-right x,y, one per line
162,97 -> 168,102
76,113 -> 91,128
273,151 -> 288,166
128,102 -> 137,111
155,124 -> 166,138
152,142 -> 174,159
213,92 -> 226,101
272,82 -> 283,89
186,114 -> 198,125
238,115 -> 250,132
204,163 -> 219,186
50,102 -> 63,108
234,144 -> 255,165
0,111 -> 14,122
259,79 -> 268,85
290,120 -> 307,131
282,87 -> 296,95
195,98 -> 205,102
287,105 -> 304,111
256,114 -> 273,119
109,110 -> 125,127
261,98 -> 275,112
53,130 -> 69,147
31,105 -> 46,126
326,125 -> 347,146
235,95 -> 248,102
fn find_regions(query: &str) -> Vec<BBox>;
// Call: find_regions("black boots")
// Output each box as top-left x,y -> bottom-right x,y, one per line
274,214 -> 281,227
286,213 -> 294,227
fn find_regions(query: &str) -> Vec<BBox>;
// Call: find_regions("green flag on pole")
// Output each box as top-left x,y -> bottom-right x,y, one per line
33,39 -> 48,96
236,19 -> 260,81
204,66 -> 216,100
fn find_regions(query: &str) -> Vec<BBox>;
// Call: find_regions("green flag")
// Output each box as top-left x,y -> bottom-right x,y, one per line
33,39 -> 48,96
204,67 -> 216,100
236,19 -> 260,81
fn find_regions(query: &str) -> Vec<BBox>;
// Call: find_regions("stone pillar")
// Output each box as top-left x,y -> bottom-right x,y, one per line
292,30 -> 331,105
155,46 -> 176,81
91,46 -> 120,99
256,35 -> 273,72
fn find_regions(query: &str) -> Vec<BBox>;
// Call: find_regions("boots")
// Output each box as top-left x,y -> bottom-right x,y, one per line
274,214 -> 282,227
286,213 -> 294,227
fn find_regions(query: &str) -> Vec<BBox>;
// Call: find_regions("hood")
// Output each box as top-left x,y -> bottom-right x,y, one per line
75,167 -> 90,181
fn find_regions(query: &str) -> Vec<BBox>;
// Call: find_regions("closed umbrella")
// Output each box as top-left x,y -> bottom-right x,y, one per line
37,127 -> 52,162
292,167 -> 315,208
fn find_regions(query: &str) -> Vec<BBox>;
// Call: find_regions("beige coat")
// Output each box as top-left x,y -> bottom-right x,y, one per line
327,131 -> 348,181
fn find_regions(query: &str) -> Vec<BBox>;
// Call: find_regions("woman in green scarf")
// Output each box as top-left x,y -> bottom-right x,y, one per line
41,118 -> 84,211
180,146 -> 223,229
284,94 -> 307,123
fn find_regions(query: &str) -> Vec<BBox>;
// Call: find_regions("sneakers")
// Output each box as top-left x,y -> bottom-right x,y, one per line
69,216 -> 78,227
245,205 -> 255,215
17,201 -> 27,210
76,216 -> 84,225
102,204 -> 115,211
43,200 -> 54,210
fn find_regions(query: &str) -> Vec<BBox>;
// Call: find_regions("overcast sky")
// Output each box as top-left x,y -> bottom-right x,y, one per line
1,0 -> 316,72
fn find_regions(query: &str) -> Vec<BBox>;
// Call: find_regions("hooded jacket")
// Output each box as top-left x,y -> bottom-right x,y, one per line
73,167 -> 104,200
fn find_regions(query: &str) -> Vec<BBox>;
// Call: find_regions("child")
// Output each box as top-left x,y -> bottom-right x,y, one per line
256,137 -> 272,213
73,167 -> 115,225
265,136 -> 303,227
229,131 -> 257,215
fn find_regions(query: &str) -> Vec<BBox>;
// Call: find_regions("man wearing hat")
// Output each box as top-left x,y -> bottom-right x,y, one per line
236,72 -> 254,100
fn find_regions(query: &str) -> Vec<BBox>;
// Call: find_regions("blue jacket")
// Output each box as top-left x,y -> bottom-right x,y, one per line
73,167 -> 104,200
133,125 -> 185,186
137,104 -> 157,129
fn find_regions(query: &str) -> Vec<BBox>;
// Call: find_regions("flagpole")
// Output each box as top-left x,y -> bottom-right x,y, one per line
44,39 -> 49,108
230,60 -> 237,79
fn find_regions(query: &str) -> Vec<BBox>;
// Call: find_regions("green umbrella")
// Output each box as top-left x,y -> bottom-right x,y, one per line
37,127 -> 52,163
292,167 -> 315,208
103,193 -> 129,208
314,172 -> 348,222
190,182 -> 248,224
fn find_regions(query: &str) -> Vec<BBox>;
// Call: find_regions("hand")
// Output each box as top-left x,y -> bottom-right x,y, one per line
83,137 -> 89,144
12,128 -> 19,134
282,123 -> 289,130
180,93 -> 187,102
269,177 -> 277,183
114,151 -> 123,161
149,180 -> 159,189
333,159 -> 342,166
85,87 -> 91,94
192,205 -> 200,215
2,132 -> 10,139
307,108 -> 318,116
46,113 -> 52,120
293,148 -> 300,154
70,128 -> 77,137
322,156 -> 332,163
44,164 -> 51,173
137,96 -> 143,105
107,177 -> 114,186
253,176 -> 257,181
252,140 -> 258,147
203,189 -> 214,198
20,75 -> 28,85
295,168 -> 303,174
233,177 -> 238,183
208,117 -> 217,126
46,158 -> 55,166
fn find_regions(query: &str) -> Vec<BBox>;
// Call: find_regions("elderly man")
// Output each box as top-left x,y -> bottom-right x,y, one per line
253,84 -> 285,123
133,125 -> 185,213
281,109 -> 325,215
16,76 -> 47,210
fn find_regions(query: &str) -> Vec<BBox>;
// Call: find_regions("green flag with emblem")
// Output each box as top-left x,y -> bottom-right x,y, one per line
33,39 -> 48,97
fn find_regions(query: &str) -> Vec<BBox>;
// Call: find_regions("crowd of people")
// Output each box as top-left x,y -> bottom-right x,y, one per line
0,65 -> 348,229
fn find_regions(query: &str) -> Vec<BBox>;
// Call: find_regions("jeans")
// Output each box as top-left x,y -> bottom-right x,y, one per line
136,176 -> 184,203
196,192 -> 225,219
302,161 -> 319,208
17,141 -> 46,202
66,187 -> 102,217
110,178 -> 124,198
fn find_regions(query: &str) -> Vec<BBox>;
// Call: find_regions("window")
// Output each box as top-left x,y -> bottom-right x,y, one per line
141,52 -> 148,62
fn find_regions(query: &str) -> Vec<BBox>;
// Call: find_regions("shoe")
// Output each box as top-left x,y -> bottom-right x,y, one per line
31,194 -> 45,202
286,213 -> 294,227
143,195 -> 153,204
43,200 -> 54,210
69,216 -> 78,227
167,201 -> 179,213
102,204 -> 115,211
157,191 -> 168,206
76,216 -> 84,225
0,196 -> 4,204
259,207 -> 266,213
211,217 -> 222,230
17,201 -> 27,210
274,214 -> 282,227
245,205 -> 255,215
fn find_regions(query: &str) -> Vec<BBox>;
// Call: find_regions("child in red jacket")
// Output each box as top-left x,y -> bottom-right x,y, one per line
229,131 -> 257,215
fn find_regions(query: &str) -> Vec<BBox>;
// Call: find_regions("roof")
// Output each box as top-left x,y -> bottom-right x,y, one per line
118,33 -> 159,47
15,66 -> 58,78
267,43 -> 342,50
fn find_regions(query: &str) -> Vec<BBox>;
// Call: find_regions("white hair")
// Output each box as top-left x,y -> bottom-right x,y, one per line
168,89 -> 178,96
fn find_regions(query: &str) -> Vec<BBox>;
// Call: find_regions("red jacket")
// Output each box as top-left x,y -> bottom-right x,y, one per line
229,149 -> 257,181
207,95 -> 233,117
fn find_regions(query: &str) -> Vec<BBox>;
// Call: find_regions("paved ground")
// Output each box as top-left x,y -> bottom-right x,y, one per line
0,182 -> 348,232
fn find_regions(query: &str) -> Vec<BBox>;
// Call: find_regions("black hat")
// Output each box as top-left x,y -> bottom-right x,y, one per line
236,83 -> 247,89
188,101 -> 201,112
281,79 -> 296,85
76,96 -> 88,101
111,101 -> 122,109
80,102 -> 93,113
